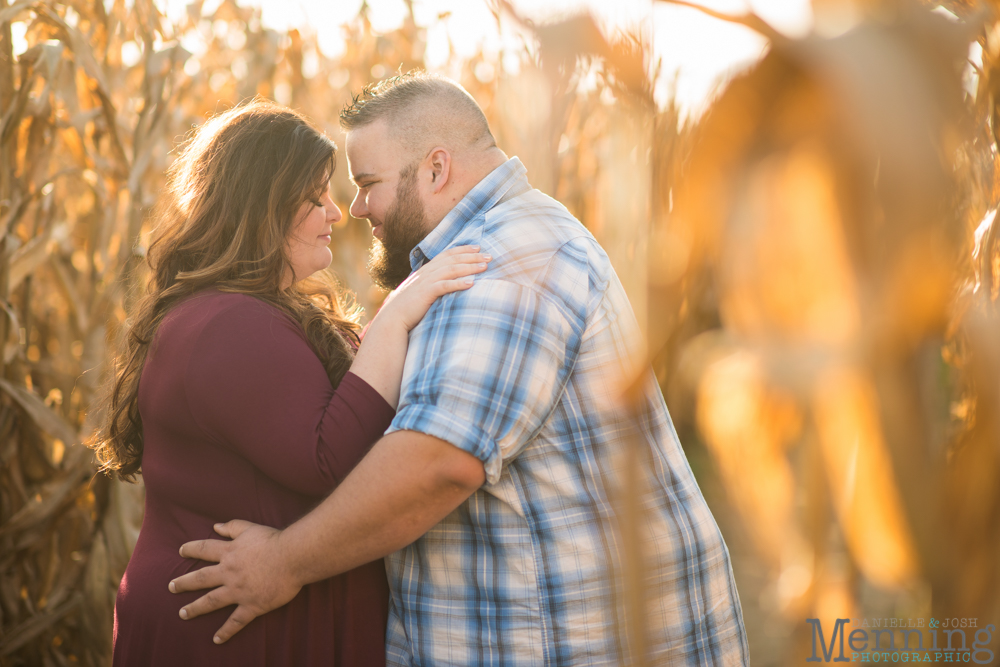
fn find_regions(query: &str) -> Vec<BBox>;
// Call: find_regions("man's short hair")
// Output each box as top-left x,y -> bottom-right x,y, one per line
340,70 -> 495,156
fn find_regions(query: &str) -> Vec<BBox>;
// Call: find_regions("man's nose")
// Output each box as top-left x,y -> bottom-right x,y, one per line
350,192 -> 368,220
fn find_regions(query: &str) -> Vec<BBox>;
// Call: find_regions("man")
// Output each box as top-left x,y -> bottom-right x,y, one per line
171,72 -> 749,665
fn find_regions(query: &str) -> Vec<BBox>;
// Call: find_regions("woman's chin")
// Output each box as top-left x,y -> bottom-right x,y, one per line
310,250 -> 334,276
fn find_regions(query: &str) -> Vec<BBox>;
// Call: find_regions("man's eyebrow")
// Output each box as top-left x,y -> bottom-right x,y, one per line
350,172 -> 375,186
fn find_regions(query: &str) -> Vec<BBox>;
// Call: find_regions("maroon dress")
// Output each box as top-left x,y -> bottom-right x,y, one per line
112,290 -> 395,666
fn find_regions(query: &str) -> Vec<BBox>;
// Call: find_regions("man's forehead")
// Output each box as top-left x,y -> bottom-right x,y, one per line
345,120 -> 392,152
345,121 -> 397,177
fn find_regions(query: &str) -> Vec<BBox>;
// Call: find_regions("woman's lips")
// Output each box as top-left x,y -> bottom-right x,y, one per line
318,234 -> 331,243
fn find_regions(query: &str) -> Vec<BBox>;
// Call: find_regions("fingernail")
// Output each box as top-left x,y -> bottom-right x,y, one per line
169,581 -> 176,593
180,608 -> 188,620
471,245 -> 480,251
214,636 -> 223,645
214,523 -> 223,530
463,277 -> 474,285
478,263 -> 487,269
482,254 -> 492,261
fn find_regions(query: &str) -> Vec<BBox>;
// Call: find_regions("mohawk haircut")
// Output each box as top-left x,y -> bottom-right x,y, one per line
339,70 -> 495,154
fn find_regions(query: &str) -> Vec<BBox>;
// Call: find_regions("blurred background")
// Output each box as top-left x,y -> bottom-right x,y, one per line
1,0 -> 999,664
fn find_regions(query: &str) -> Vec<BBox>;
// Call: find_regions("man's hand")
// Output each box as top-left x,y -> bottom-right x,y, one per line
171,431 -> 484,645
169,519 -> 302,644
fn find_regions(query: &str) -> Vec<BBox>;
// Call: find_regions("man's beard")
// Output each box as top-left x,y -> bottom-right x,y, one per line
367,166 -> 428,290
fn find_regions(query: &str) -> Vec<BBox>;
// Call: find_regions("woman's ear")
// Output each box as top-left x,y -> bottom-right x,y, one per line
426,147 -> 451,194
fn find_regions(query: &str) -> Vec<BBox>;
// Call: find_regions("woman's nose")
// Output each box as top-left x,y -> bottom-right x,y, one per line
327,199 -> 342,224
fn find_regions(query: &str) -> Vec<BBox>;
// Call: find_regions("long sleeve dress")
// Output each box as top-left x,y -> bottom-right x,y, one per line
111,289 -> 395,666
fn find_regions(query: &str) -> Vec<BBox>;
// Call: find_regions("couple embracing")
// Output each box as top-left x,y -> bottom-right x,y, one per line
94,72 -> 749,666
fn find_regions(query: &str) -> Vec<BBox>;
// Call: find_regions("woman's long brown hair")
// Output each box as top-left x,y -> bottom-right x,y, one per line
91,100 -> 361,482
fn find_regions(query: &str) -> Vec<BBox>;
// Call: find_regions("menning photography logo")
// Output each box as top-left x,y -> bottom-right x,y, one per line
806,617 -> 996,663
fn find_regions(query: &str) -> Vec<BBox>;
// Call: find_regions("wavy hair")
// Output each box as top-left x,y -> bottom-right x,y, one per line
92,99 -> 361,481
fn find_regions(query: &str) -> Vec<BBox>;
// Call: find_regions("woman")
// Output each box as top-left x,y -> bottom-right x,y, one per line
91,100 -> 489,665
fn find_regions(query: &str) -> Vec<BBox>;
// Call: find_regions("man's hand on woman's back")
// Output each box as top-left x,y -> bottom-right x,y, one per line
170,520 -> 300,644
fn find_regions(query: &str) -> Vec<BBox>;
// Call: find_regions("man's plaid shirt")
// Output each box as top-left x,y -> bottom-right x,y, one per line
384,157 -> 749,666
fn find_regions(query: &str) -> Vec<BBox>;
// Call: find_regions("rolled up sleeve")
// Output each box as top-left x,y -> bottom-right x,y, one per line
388,277 -> 581,485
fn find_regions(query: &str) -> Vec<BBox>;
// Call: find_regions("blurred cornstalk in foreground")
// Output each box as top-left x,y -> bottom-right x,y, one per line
647,0 -> 1000,663
3,0 -> 1000,664
522,0 -> 1000,662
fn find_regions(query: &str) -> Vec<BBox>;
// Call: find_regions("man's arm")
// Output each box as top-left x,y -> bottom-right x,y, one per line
169,430 -> 485,644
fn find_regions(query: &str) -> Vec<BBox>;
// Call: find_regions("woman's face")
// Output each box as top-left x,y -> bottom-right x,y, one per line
285,184 -> 341,286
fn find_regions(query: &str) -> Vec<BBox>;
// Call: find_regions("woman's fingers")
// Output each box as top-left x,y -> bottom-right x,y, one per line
422,248 -> 491,269
374,245 -> 493,331
437,244 -> 481,257
423,254 -> 490,277
400,251 -> 489,292
419,254 -> 489,295
435,277 -> 477,295
416,256 -> 490,282
432,262 -> 487,279
445,251 -> 492,264
452,251 -> 492,265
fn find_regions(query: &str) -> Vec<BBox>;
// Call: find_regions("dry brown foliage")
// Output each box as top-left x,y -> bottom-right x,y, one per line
1,0 -> 999,665
651,0 -> 1000,662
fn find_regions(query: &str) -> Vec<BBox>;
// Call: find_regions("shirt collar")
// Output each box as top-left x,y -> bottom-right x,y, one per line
410,157 -> 530,270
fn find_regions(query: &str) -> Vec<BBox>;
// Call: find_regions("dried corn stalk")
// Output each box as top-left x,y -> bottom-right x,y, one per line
0,1 -> 674,663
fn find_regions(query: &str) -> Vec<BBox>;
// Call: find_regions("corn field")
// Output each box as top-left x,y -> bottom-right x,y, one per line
1,0 -> 999,664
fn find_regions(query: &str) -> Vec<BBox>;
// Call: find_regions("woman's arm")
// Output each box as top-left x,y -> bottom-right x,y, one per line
181,247 -> 489,496
183,297 -> 393,496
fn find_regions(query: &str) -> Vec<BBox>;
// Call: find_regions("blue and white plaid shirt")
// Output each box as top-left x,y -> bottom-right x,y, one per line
385,158 -> 748,666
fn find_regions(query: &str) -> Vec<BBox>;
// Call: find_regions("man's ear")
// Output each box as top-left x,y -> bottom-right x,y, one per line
425,147 -> 451,194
